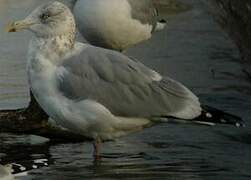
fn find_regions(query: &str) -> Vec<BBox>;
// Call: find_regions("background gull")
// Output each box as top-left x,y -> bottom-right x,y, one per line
71,0 -> 166,51
7,1 -> 243,158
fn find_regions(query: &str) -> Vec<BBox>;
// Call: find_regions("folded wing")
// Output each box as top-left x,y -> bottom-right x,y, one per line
56,46 -> 201,120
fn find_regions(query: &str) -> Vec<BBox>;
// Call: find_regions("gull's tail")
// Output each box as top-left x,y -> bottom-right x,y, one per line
192,105 -> 244,127
155,19 -> 167,31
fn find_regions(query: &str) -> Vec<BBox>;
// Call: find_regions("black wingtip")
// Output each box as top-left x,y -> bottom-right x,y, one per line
195,105 -> 245,127
158,19 -> 167,24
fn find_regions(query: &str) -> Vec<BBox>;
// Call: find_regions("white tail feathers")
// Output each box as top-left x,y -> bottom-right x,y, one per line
155,20 -> 167,31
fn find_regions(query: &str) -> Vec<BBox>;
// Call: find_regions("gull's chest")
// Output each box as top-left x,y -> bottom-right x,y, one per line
28,56 -> 58,96
27,38 -> 66,84
27,41 -> 59,99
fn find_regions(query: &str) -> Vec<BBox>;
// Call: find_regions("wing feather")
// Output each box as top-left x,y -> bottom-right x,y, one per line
57,46 -> 201,119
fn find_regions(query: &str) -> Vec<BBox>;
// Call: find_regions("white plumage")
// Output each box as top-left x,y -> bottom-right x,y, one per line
10,1 -> 243,159
72,0 -> 162,51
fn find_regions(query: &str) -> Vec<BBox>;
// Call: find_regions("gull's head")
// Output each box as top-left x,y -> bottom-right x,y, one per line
6,1 -> 75,38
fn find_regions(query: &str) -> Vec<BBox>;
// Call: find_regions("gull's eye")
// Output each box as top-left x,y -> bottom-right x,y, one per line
40,12 -> 50,21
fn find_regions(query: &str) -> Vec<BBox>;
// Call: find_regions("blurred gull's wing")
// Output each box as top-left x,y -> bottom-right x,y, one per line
127,0 -> 158,31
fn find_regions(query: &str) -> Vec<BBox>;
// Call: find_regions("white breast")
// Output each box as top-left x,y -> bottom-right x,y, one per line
73,0 -> 153,50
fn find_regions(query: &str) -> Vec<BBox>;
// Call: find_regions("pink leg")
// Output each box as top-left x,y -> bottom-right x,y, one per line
93,138 -> 102,160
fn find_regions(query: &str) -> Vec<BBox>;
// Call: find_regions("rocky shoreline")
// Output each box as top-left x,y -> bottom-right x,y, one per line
203,0 -> 251,81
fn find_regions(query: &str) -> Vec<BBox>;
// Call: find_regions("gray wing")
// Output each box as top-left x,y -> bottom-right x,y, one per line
58,0 -> 77,10
127,0 -> 158,31
56,46 -> 201,119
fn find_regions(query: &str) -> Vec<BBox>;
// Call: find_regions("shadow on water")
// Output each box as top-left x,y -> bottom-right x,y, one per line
215,131 -> 251,145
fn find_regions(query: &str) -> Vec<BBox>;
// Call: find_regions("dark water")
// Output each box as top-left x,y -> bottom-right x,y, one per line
0,0 -> 251,179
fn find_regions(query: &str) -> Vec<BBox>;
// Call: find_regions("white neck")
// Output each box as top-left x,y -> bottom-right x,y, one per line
26,35 -> 70,103
27,35 -> 74,67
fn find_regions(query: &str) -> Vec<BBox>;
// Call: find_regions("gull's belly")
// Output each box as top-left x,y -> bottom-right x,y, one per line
74,0 -> 153,50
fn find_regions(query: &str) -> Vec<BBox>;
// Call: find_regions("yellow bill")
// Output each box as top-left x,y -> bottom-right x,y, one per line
5,19 -> 35,33
5,22 -> 17,32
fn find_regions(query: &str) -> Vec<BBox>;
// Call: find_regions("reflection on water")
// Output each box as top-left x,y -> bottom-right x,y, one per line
1,131 -> 251,179
0,135 -> 235,180
0,0 -> 251,179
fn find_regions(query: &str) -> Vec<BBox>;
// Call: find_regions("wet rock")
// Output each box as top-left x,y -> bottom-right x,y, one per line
204,0 -> 251,80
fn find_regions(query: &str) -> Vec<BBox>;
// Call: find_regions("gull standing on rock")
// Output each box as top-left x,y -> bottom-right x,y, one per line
7,1 -> 243,159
